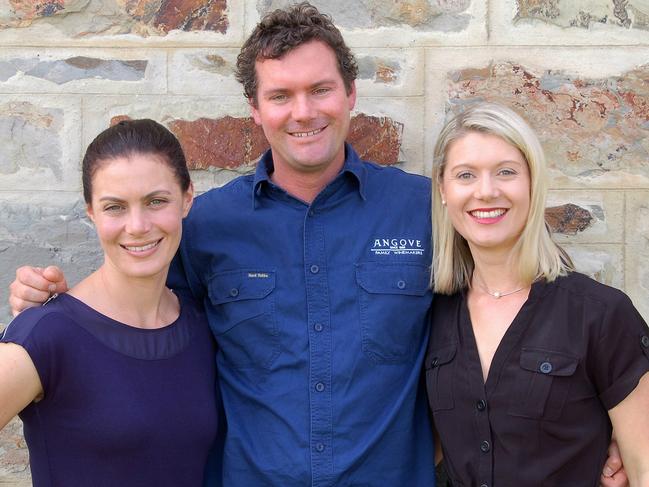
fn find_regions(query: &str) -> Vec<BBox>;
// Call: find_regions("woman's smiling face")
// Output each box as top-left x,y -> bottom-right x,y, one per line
439,131 -> 531,255
86,153 -> 193,281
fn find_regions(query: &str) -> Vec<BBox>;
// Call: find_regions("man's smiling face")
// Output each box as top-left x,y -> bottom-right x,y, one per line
251,40 -> 356,180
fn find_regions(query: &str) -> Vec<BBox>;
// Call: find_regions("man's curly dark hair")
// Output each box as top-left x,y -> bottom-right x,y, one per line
235,2 -> 358,105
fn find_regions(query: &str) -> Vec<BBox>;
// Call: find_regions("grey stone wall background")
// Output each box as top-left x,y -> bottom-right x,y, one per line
0,0 -> 648,482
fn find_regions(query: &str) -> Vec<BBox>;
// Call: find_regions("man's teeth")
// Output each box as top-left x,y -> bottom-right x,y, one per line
471,209 -> 506,219
291,128 -> 323,137
124,241 -> 159,252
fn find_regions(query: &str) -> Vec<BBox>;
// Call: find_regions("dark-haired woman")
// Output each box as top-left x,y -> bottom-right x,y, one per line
0,120 -> 218,486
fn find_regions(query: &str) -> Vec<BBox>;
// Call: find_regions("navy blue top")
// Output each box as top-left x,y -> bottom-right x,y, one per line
2,293 -> 218,487
170,145 -> 435,486
426,273 -> 649,487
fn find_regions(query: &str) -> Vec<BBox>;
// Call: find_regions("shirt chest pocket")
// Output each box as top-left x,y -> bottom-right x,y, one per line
356,263 -> 431,364
425,343 -> 457,411
208,269 -> 279,370
508,348 -> 579,421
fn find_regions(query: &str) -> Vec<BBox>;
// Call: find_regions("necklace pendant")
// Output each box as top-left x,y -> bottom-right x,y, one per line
493,291 -> 501,299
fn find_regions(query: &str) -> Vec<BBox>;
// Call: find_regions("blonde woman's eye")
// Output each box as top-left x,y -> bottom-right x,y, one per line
149,198 -> 166,206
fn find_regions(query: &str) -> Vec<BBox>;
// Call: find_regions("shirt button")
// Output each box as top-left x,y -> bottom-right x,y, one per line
314,323 -> 324,332
315,382 -> 325,392
539,361 -> 553,374
480,484 -> 489,487
476,399 -> 487,411
310,264 -> 319,274
431,357 -> 439,367
315,442 -> 325,452
642,335 -> 649,348
229,288 -> 239,298
397,280 -> 406,290
480,440 -> 490,453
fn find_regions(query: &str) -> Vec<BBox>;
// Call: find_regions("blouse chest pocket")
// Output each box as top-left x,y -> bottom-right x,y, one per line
425,343 -> 457,411
208,269 -> 279,370
356,263 -> 431,364
508,348 -> 579,421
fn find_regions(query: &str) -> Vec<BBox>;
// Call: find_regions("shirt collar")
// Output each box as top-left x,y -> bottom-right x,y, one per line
252,143 -> 367,208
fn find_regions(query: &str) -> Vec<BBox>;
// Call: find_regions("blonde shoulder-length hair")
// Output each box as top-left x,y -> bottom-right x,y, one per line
431,102 -> 574,294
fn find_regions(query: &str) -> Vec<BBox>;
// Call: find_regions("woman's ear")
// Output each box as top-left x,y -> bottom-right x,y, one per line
86,203 -> 95,223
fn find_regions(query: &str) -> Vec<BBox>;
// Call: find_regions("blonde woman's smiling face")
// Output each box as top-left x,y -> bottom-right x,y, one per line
440,131 -> 530,255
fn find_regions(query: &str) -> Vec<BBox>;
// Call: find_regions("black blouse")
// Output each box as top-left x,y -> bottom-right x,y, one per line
426,272 -> 649,487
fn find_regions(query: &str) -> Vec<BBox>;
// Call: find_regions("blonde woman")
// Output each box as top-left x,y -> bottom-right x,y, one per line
426,103 -> 649,486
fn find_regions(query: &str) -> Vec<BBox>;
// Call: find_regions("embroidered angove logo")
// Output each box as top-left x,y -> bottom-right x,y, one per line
371,238 -> 424,255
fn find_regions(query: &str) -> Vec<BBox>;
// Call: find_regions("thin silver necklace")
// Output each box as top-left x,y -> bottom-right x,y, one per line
472,275 -> 526,299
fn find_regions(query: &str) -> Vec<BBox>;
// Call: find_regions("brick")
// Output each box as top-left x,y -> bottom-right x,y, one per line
168,49 -> 241,95
564,244 -> 624,289
445,61 -> 649,186
0,97 -> 82,191
545,203 -> 593,235
515,0 -> 648,30
122,0 -> 228,33
169,116 -> 267,170
348,114 -> 403,165
0,192 -> 102,325
546,191 -> 624,243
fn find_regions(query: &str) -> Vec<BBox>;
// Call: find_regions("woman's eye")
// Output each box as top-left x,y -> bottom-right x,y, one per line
149,198 -> 167,207
456,172 -> 474,180
104,205 -> 123,212
498,168 -> 517,176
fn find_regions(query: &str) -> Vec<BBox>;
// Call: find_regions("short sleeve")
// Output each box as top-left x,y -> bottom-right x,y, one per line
590,293 -> 649,410
1,308 -> 67,395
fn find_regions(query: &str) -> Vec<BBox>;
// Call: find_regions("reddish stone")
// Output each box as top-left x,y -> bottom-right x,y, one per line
376,64 -> 397,84
156,0 -> 228,33
348,114 -> 403,165
169,117 -> 268,170
109,115 -> 132,126
108,112 -> 403,170
10,0 -> 64,20
545,203 -> 593,235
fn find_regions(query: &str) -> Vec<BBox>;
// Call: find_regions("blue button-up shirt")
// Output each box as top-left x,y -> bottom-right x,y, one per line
170,145 -> 435,486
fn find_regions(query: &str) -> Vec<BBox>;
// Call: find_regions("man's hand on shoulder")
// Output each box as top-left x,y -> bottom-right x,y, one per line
9,266 -> 68,316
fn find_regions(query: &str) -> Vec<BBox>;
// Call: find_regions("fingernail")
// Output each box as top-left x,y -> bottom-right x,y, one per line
48,284 -> 56,292
603,467 -> 613,477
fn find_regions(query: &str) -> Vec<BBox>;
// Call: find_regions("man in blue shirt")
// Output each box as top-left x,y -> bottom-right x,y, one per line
8,2 -> 628,486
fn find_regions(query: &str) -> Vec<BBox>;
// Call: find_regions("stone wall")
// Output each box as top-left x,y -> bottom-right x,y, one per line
0,0 -> 648,482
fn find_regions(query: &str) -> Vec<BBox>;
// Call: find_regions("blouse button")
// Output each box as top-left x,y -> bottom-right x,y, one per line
539,361 -> 553,374
476,399 -> 487,412
480,484 -> 489,487
642,335 -> 649,348
431,357 -> 439,367
480,440 -> 490,453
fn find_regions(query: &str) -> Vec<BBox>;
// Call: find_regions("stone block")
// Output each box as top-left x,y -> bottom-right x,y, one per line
626,242 -> 649,322
546,190 -> 624,243
425,47 -> 649,188
84,95 -> 422,191
354,97 -> 425,175
168,49 -> 241,95
563,243 -> 624,290
0,192 -> 102,324
0,0 -> 244,46
0,97 -> 82,191
247,0 -> 487,47
0,48 -> 165,94
626,191 -> 649,244
354,48 -> 424,97
491,0 -> 649,45
0,417 -> 29,485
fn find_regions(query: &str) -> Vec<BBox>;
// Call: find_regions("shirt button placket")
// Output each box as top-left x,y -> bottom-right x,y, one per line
304,205 -> 333,486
